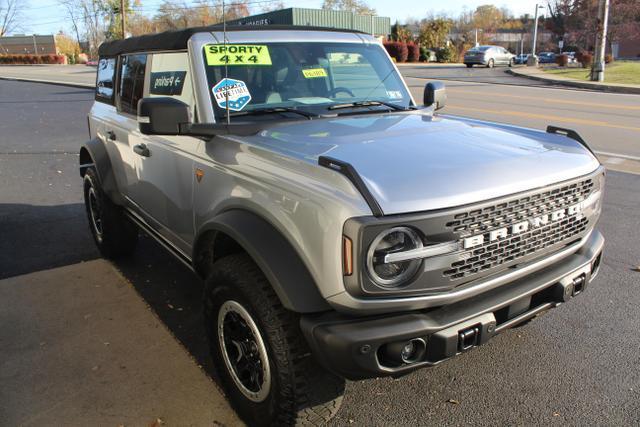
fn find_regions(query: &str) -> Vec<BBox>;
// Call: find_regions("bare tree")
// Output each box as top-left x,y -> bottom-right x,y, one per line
0,0 -> 24,36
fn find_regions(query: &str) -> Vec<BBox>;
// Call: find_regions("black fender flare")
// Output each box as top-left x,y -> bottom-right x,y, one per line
195,209 -> 331,313
79,138 -> 124,205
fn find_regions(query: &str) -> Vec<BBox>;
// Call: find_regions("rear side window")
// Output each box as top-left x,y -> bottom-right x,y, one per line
96,57 -> 116,103
118,54 -> 147,115
149,52 -> 195,115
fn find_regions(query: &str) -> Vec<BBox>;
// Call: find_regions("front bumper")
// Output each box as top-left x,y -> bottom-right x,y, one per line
301,230 -> 604,380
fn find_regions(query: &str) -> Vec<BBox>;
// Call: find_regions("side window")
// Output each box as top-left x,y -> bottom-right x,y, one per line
118,54 -> 147,115
148,52 -> 195,115
96,57 -> 116,103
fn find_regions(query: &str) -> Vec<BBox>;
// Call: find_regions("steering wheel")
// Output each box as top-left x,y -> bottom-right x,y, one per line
328,87 -> 356,98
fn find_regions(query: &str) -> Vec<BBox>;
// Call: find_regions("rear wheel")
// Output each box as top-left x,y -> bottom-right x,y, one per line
83,167 -> 138,258
204,254 -> 345,426
465,63 -> 473,68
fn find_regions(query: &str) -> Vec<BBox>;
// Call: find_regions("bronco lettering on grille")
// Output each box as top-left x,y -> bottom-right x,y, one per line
463,203 -> 583,249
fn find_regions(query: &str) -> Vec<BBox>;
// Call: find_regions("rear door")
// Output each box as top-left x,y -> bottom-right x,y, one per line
127,51 -> 201,255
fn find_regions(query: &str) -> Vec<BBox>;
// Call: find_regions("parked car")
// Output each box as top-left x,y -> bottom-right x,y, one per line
82,25 -> 605,426
565,51 -> 577,64
514,54 -> 530,64
85,59 -> 98,66
464,45 -> 516,68
538,52 -> 557,64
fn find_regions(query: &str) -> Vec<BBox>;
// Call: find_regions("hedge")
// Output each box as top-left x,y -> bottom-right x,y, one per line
0,54 -> 66,65
407,43 -> 420,62
383,41 -> 408,63
556,54 -> 568,66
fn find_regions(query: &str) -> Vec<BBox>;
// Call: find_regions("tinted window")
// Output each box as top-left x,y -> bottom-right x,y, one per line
119,54 -> 147,115
96,57 -> 116,102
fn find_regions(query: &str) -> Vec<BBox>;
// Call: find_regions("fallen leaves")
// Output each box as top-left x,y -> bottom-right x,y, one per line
447,398 -> 460,405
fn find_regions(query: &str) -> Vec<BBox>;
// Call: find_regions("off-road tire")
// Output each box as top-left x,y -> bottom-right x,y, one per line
204,254 -> 345,426
83,167 -> 138,258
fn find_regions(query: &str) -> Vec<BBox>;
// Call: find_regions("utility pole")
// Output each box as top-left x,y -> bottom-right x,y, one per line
591,0 -> 610,82
120,0 -> 126,39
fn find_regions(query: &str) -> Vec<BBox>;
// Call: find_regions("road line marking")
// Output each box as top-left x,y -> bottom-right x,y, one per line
594,151 -> 640,162
447,88 -> 640,111
446,105 -> 640,132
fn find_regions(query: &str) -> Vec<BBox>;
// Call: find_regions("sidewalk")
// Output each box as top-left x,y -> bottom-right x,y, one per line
0,65 -> 95,88
0,259 -> 241,426
507,66 -> 640,94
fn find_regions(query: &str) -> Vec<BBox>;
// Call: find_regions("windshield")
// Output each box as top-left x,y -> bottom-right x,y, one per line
202,42 -> 412,120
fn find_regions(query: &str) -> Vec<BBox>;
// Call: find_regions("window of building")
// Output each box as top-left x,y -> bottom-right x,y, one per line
118,54 -> 147,115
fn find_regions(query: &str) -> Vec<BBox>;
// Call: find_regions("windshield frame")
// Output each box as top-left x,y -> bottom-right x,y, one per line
188,31 -> 415,124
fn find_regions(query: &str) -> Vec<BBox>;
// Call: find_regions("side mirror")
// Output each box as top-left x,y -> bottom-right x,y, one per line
137,97 -> 190,135
423,81 -> 446,111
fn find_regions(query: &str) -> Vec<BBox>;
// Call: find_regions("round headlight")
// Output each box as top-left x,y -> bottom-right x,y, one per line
366,227 -> 423,288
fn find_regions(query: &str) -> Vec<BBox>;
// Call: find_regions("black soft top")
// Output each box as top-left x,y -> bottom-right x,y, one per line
98,24 -> 366,57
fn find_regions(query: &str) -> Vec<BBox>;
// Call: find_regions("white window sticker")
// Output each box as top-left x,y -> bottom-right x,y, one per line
386,90 -> 403,99
212,78 -> 251,111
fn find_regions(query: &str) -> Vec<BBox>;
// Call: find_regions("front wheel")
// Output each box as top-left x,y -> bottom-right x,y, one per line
509,58 -> 515,67
465,63 -> 473,68
204,254 -> 345,426
487,58 -> 495,68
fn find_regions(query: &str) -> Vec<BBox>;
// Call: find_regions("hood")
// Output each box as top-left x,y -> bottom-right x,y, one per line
242,112 -> 600,215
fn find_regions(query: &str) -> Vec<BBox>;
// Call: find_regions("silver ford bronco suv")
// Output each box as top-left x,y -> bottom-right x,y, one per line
81,25 -> 605,426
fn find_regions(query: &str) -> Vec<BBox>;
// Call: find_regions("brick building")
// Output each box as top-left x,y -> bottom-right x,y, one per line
0,35 -> 57,55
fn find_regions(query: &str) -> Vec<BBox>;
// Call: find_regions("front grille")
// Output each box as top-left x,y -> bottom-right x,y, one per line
442,177 -> 595,281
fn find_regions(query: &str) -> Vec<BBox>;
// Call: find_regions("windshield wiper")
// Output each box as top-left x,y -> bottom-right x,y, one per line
328,100 -> 413,111
226,107 -> 314,120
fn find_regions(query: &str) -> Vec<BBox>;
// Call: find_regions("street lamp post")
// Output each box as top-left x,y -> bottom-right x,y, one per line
531,4 -> 544,57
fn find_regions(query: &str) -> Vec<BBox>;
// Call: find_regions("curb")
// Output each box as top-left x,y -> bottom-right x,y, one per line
506,68 -> 640,94
0,76 -> 94,89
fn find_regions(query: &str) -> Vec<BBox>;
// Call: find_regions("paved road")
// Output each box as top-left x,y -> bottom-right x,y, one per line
2,79 -> 640,425
2,64 -> 639,173
401,67 -> 640,169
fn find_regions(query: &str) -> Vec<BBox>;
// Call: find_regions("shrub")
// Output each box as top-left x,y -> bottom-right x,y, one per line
604,54 -> 613,64
406,43 -> 420,62
435,45 -> 455,63
383,41 -> 408,63
578,52 -> 593,68
0,54 -> 66,64
556,54 -> 568,66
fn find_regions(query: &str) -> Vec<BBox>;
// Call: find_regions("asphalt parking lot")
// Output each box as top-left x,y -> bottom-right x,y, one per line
1,74 -> 640,425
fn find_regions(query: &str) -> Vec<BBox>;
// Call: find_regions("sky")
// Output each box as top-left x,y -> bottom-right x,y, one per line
19,0 -> 542,36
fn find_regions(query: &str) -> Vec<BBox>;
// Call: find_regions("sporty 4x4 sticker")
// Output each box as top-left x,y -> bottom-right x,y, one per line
212,78 -> 252,111
204,44 -> 272,66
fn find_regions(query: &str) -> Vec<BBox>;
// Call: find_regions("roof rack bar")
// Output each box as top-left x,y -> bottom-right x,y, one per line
318,156 -> 384,217
546,126 -> 595,155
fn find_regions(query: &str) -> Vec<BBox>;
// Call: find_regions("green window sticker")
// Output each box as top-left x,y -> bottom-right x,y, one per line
204,44 -> 272,66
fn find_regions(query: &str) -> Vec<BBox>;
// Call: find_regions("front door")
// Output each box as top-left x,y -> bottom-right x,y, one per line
125,51 -> 200,256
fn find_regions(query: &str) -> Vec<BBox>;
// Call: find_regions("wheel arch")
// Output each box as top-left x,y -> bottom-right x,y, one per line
193,209 -> 331,314
79,138 -> 124,205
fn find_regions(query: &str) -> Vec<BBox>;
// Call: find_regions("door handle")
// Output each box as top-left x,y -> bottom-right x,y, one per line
107,130 -> 116,141
133,143 -> 151,157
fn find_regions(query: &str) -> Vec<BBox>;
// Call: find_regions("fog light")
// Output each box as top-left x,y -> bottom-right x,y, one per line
381,338 -> 427,366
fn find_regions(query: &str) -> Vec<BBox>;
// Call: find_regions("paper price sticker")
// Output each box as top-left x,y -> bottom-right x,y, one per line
302,68 -> 328,79
204,44 -> 272,66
